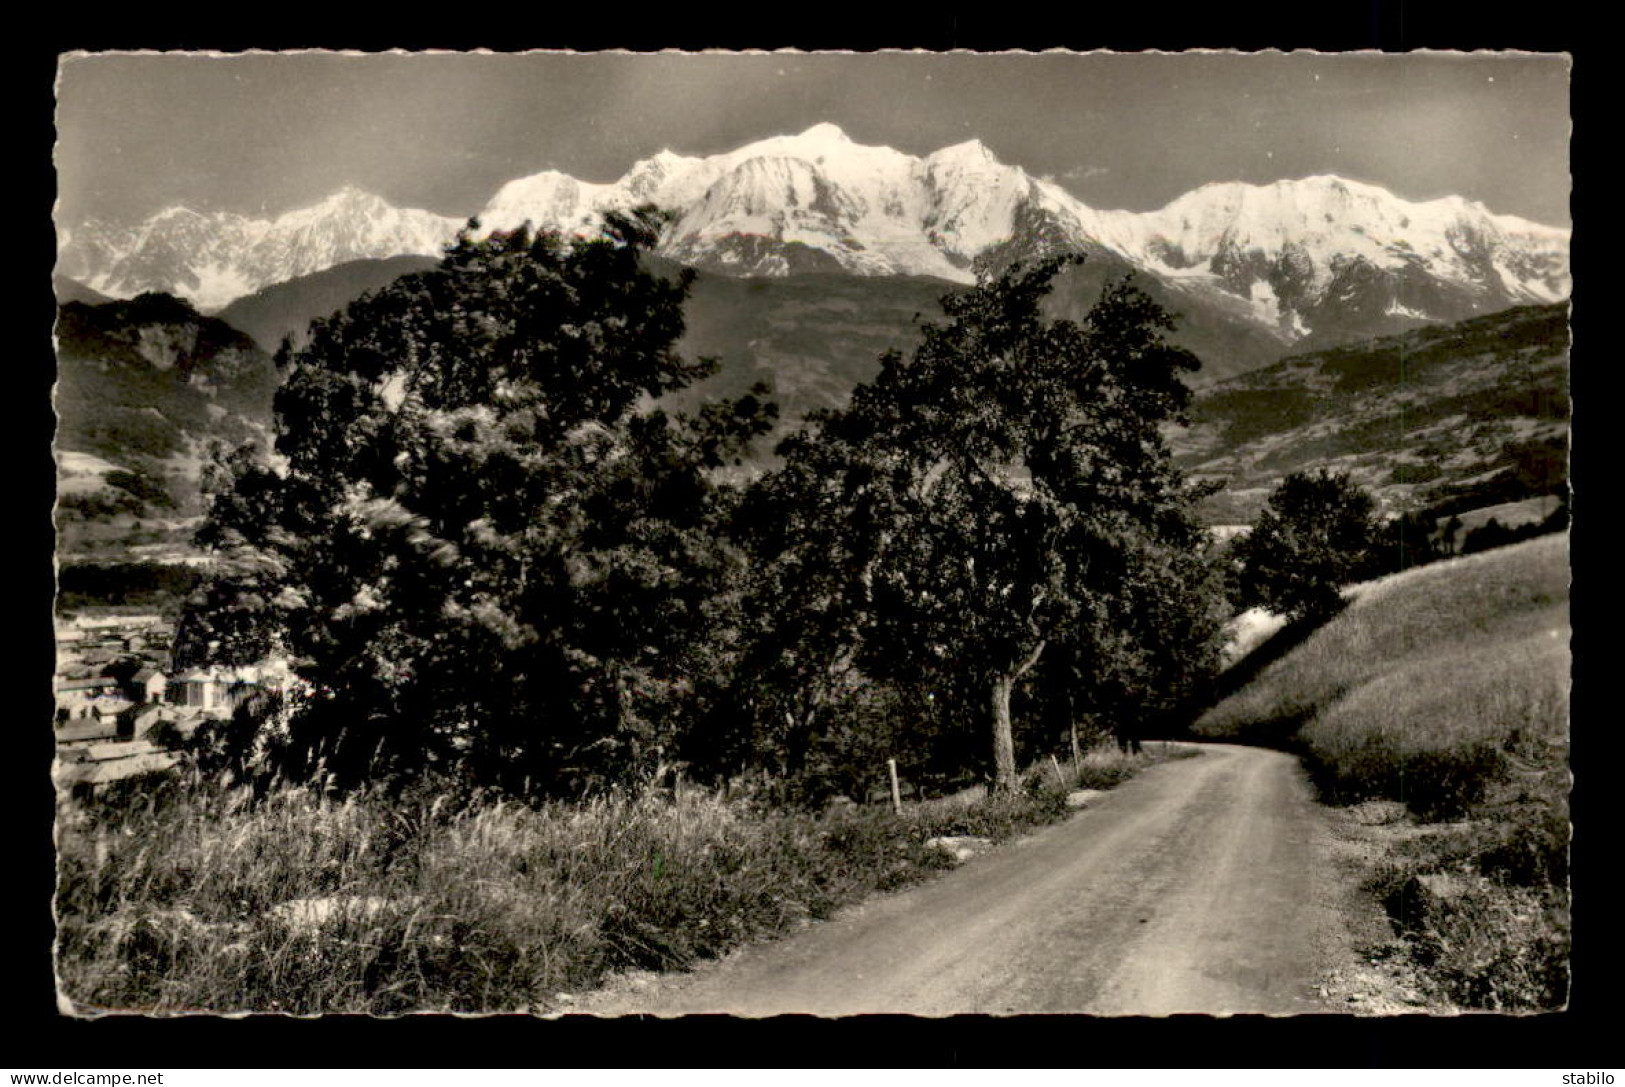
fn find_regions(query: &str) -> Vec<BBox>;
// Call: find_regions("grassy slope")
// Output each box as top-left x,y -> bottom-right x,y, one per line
1194,533 -> 1570,1009
1197,533 -> 1567,808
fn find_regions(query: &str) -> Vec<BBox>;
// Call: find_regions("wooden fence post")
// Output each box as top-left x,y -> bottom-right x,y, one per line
888,758 -> 903,816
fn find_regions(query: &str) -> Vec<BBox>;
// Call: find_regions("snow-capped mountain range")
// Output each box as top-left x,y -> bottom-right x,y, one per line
58,188 -> 462,313
59,123 -> 1571,344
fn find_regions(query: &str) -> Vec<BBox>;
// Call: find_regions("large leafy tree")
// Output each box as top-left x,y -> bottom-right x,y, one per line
176,209 -> 774,794
732,258 -> 1221,792
1232,469 -> 1383,622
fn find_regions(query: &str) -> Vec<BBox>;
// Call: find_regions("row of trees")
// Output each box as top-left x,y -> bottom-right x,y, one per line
174,210 -> 1376,801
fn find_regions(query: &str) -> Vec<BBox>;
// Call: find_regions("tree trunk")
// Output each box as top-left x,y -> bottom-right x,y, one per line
988,639 -> 1047,794
990,674 -> 1019,793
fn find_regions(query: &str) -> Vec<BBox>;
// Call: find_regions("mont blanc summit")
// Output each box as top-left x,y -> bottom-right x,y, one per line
59,124 -> 1570,344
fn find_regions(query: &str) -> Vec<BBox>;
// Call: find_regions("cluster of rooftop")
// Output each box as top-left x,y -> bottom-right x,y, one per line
54,614 -> 280,799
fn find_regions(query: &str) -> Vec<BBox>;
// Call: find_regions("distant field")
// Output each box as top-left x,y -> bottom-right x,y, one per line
1196,532 -> 1568,817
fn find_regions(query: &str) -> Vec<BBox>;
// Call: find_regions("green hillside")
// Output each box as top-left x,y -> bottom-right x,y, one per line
1173,303 -> 1569,524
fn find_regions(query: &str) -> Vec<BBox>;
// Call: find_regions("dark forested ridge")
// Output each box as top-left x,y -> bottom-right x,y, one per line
216,255 -> 443,353
53,292 -> 278,564
204,249 -> 1298,467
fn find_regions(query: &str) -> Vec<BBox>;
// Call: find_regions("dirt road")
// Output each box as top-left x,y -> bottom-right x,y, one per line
579,743 -> 1357,1017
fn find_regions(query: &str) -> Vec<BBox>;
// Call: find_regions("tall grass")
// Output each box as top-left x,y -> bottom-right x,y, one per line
56,744 -> 1168,1015
1298,633 -> 1567,819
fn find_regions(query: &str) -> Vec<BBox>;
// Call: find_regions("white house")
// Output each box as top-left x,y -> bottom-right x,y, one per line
167,666 -> 258,717
127,666 -> 168,704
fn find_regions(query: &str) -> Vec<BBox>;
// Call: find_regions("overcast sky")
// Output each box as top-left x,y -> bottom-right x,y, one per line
54,50 -> 1572,229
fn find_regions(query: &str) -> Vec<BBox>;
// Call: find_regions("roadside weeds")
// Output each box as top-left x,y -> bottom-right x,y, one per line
1313,797 -> 1569,1015
556,743 -> 1195,1014
1314,800 -> 1454,1015
55,742 -> 1187,1016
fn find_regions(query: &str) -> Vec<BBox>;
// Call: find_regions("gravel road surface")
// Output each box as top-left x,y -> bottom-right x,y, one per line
579,743 -> 1354,1017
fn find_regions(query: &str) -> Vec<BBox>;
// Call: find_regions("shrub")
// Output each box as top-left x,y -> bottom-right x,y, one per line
1233,470 -> 1383,621
105,469 -> 176,509
1370,861 -> 1568,1012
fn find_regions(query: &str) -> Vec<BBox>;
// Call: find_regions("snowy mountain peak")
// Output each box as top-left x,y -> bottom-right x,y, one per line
315,184 -> 388,208
61,126 -> 1570,341
480,171 -> 607,234
278,186 -> 398,228
793,122 -> 852,144
637,148 -> 698,176
1125,172 -> 1571,333
620,149 -> 707,203
928,138 -> 998,166
729,123 -> 889,169
151,205 -> 207,222
62,187 -> 464,311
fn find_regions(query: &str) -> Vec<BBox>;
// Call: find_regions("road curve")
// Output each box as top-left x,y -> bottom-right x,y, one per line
578,743 -> 1349,1017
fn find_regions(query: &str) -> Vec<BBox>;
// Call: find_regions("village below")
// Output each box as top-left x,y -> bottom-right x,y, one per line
53,612 -> 295,802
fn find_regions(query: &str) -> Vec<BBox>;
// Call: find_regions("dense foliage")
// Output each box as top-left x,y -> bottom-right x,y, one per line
180,220 -> 1226,799
719,259 -> 1227,793
177,209 -> 773,794
1232,469 -> 1384,621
